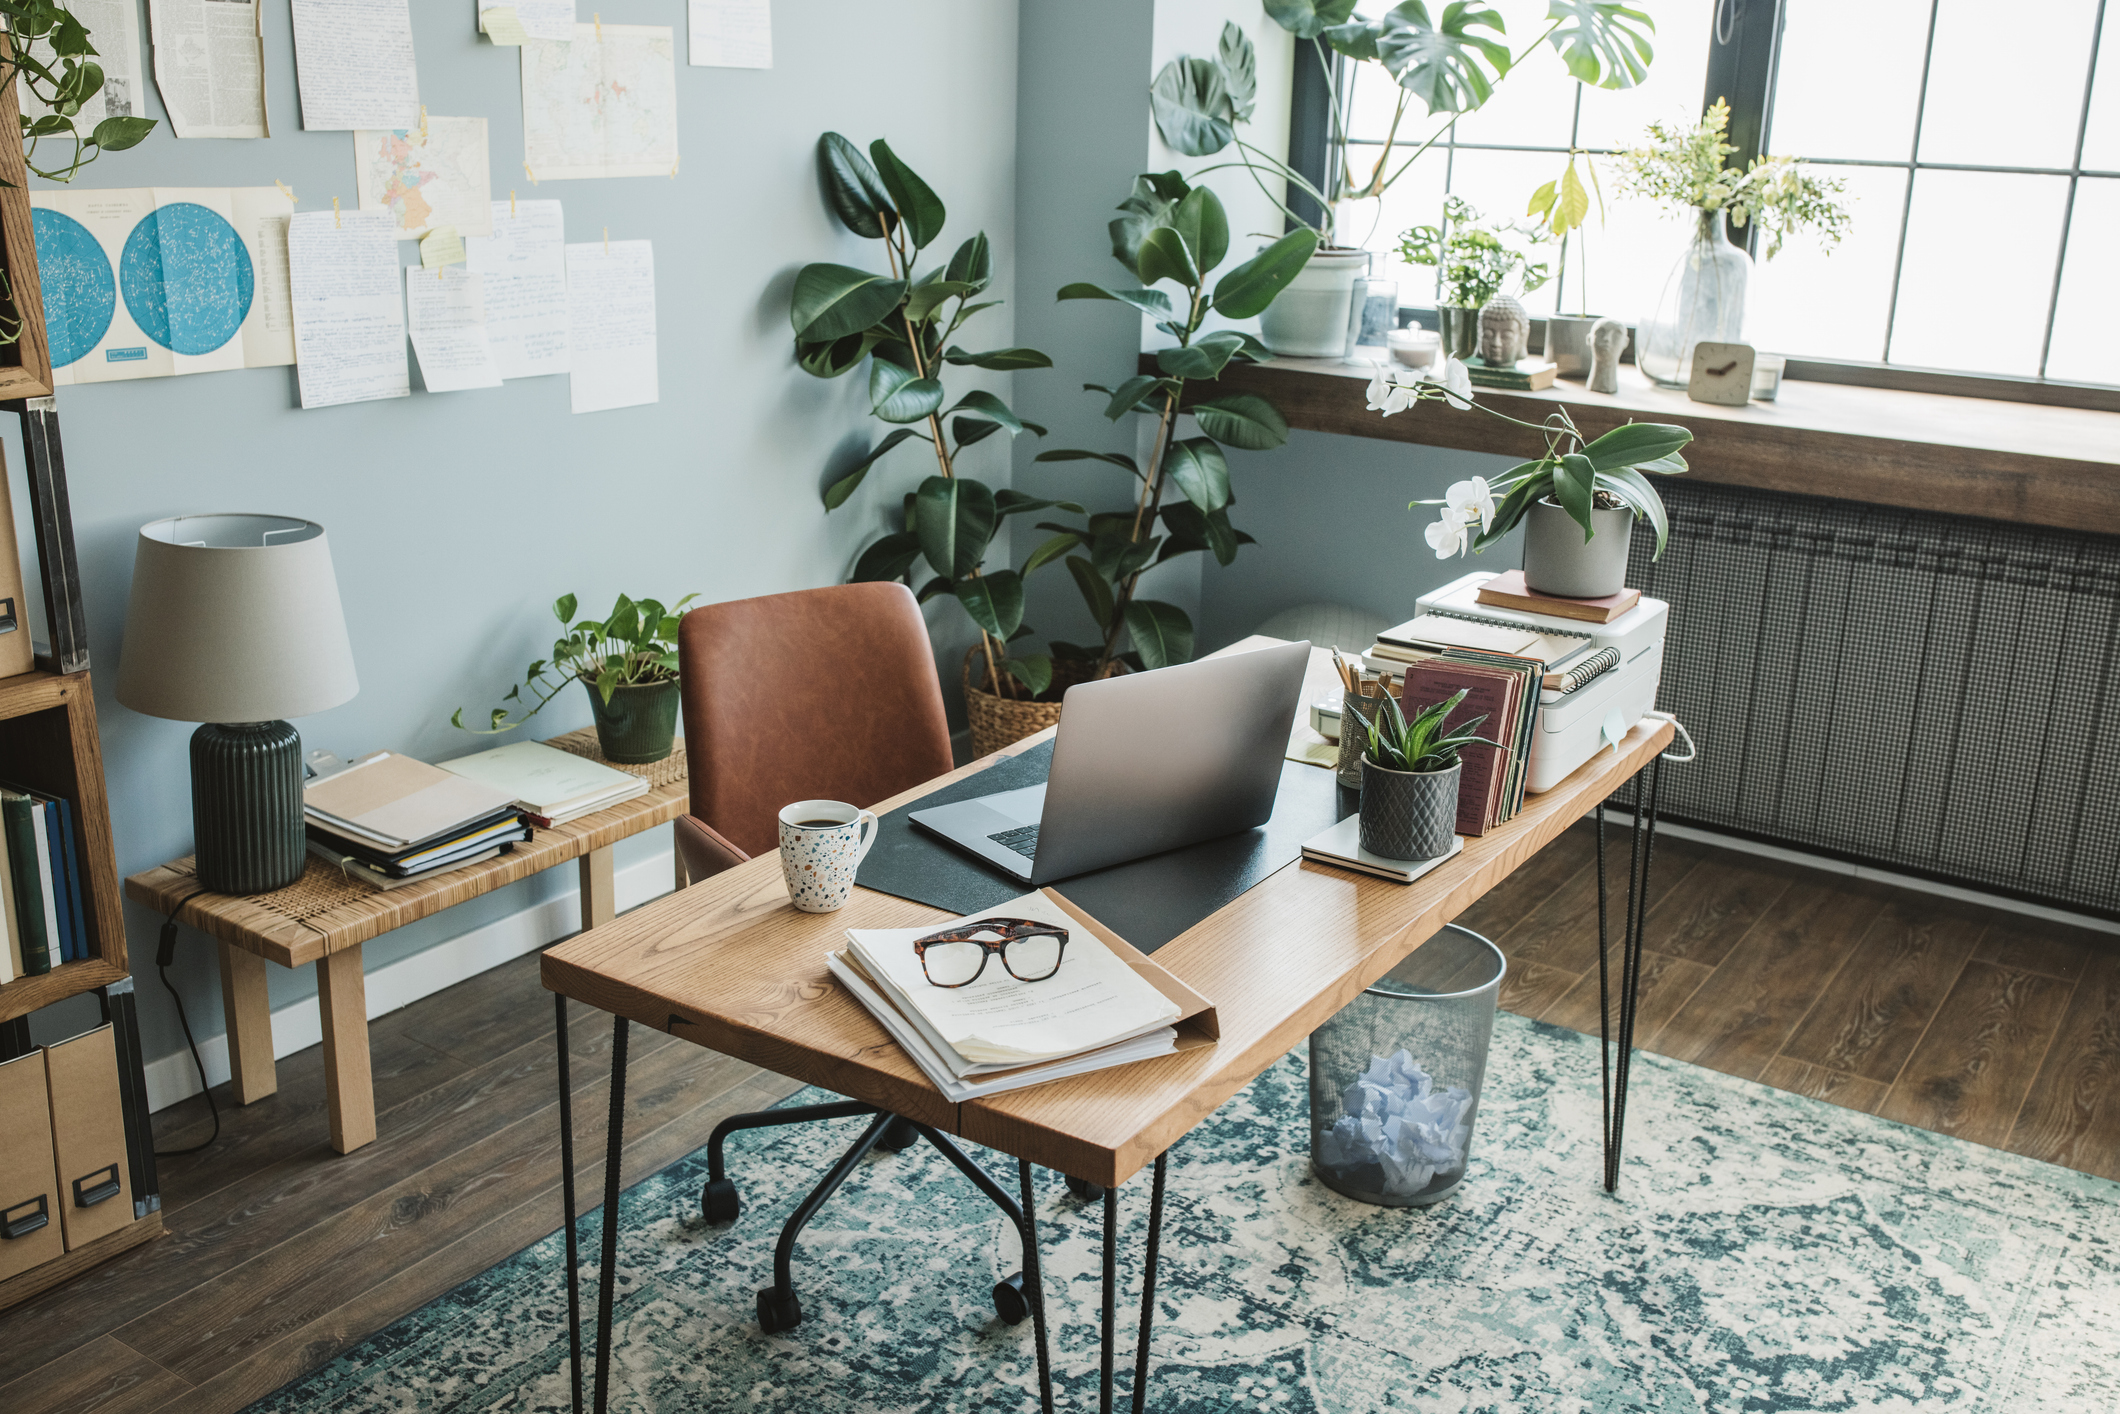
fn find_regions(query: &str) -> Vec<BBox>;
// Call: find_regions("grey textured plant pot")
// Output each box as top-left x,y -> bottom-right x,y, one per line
1360,757 -> 1460,862
1545,313 -> 1608,377
1522,497 -> 1634,599
585,678 -> 680,763
1437,305 -> 1480,360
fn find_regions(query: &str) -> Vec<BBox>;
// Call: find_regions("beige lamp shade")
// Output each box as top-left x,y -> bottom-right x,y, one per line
116,514 -> 359,723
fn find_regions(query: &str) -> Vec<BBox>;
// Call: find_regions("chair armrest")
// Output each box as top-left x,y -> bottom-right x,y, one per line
675,814 -> 750,882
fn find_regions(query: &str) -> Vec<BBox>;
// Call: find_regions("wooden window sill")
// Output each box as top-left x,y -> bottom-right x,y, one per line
1145,354 -> 2120,536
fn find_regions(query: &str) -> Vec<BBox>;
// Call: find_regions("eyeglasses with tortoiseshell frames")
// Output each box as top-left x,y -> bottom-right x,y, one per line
910,917 -> 1069,988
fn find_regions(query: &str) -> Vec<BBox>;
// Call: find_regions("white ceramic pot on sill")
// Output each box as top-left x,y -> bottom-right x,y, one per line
1258,247 -> 1371,358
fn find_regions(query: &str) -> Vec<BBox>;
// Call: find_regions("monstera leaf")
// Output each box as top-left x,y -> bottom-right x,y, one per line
1377,2 -> 1512,116
1263,0 -> 1360,39
1544,0 -> 1655,89
1150,55 -> 1235,156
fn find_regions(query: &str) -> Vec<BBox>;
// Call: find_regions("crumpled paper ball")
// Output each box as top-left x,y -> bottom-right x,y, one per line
1315,1050 -> 1472,1198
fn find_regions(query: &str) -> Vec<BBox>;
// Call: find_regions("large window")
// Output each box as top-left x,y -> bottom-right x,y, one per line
1328,0 -> 2117,397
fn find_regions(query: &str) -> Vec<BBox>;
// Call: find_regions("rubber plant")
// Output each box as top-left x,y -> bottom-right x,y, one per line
1022,173 -> 1314,686
792,133 -> 1075,699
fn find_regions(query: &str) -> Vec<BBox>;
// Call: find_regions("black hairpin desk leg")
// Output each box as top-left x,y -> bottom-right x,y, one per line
1596,755 -> 1664,1193
1081,1151 -> 1170,1414
556,995 -> 585,1414
557,1006 -> 631,1414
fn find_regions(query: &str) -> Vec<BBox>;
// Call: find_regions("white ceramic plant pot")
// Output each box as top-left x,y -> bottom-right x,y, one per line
1258,247 -> 1371,358
1521,498 -> 1634,599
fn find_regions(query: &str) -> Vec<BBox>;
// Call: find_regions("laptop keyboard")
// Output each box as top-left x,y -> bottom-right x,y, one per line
987,824 -> 1040,859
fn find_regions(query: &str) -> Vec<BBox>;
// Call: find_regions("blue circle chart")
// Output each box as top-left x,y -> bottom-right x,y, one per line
120,203 -> 254,357
31,208 -> 116,369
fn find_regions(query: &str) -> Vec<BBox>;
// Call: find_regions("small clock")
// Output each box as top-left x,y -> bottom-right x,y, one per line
1687,341 -> 1755,407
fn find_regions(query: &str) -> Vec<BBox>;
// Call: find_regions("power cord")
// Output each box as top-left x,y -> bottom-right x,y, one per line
154,889 -> 220,1158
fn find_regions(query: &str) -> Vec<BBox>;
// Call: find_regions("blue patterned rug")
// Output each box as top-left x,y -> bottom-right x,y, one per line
246,1013 -> 2119,1412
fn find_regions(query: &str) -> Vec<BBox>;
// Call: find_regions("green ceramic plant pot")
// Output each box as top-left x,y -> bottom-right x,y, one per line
584,678 -> 679,763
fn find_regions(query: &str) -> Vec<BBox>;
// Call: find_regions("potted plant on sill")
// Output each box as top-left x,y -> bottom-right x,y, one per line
1368,359 -> 1692,597
1399,196 -> 1550,361
1146,4 -> 1658,356
454,591 -> 699,763
1526,150 -> 1610,377
1349,688 -> 1499,862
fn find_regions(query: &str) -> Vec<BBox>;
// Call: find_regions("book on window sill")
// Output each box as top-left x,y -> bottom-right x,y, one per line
1463,356 -> 1557,390
1474,569 -> 1641,624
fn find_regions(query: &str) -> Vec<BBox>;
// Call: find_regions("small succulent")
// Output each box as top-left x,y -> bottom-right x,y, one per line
1351,689 -> 1503,774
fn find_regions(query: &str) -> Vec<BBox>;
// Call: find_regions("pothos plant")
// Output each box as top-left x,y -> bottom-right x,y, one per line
453,592 -> 699,733
792,133 -> 1076,700
1399,195 -> 1550,310
2,2 -> 156,183
1018,174 -> 1315,687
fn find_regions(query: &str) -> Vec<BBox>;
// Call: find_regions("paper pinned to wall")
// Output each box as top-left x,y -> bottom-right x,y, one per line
31,186 -> 295,384
464,199 -> 569,379
564,239 -> 655,414
522,25 -> 679,180
481,1 -> 574,43
688,0 -> 771,68
406,266 -> 502,393
290,0 -> 420,131
146,0 -> 269,139
354,117 -> 494,239
288,209 -> 410,409
419,227 -> 466,269
20,0 -> 146,130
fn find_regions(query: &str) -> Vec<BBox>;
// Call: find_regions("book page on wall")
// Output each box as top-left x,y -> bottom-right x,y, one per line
689,0 -> 771,68
463,199 -> 570,379
565,239 -> 656,413
19,0 -> 144,131
290,0 -> 419,131
288,209 -> 410,409
522,25 -> 678,179
146,0 -> 268,139
406,266 -> 502,392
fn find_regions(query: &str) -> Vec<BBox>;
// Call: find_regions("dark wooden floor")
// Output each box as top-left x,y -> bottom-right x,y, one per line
5,827 -> 2117,1414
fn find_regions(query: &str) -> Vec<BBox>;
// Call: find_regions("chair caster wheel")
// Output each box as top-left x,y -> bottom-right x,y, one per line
877,1116 -> 919,1153
757,1285 -> 803,1333
1065,1174 -> 1105,1202
992,1271 -> 1030,1326
701,1177 -> 740,1225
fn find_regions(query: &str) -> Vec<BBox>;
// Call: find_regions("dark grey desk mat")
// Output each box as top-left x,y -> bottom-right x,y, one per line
855,740 -> 1353,953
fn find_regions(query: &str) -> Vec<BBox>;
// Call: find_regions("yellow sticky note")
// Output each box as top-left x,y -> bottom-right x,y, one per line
420,226 -> 466,269
480,6 -> 530,45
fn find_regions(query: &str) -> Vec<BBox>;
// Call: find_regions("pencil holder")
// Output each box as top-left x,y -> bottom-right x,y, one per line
1336,693 -> 1386,789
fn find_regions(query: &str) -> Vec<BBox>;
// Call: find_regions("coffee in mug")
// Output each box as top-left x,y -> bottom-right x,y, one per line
777,799 -> 880,913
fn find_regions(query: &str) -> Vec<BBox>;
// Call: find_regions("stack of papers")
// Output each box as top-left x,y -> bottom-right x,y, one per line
438,740 -> 649,825
827,891 -> 1209,1102
305,752 -> 529,889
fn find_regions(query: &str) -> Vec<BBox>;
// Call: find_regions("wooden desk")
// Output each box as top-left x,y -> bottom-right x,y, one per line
541,644 -> 1677,1411
125,730 -> 691,1154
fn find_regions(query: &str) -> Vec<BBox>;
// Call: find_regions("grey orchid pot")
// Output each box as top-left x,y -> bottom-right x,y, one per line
1521,497 -> 1634,599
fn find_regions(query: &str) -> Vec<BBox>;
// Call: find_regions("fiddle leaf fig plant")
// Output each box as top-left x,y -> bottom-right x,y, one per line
452,591 -> 698,734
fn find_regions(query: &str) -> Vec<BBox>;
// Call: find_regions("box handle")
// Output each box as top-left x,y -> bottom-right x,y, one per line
71,1164 -> 121,1209
2,1193 -> 49,1238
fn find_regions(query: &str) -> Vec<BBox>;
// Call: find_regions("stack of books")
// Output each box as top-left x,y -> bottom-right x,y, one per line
1402,651 -> 1545,836
1361,611 -> 1596,690
305,753 -> 530,891
438,740 -> 648,826
0,784 -> 88,979
824,891 -> 1217,1101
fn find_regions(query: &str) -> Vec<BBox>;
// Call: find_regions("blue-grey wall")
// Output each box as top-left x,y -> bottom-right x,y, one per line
14,0 -> 1023,1077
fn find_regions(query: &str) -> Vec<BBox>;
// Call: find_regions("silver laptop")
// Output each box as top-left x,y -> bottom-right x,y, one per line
910,640 -> 1312,885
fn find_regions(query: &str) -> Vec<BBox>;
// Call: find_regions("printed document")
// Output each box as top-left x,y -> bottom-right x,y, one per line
564,240 -> 655,414
464,199 -> 569,379
406,267 -> 501,393
354,117 -> 493,239
146,0 -> 268,139
522,25 -> 678,180
290,0 -> 419,131
288,209 -> 410,409
20,0 -> 145,129
689,0 -> 771,68
481,1 -> 574,43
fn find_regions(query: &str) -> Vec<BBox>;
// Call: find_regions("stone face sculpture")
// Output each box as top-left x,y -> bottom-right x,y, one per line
1588,317 -> 1627,394
1477,295 -> 1529,366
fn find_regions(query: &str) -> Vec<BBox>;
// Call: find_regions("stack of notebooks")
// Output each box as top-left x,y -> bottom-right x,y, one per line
0,784 -> 88,980
825,890 -> 1218,1102
438,740 -> 649,826
306,753 -> 531,890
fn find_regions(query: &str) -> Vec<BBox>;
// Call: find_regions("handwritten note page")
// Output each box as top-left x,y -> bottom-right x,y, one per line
146,0 -> 269,139
464,199 -> 569,379
564,240 -> 656,414
481,1 -> 574,43
288,210 -> 409,409
290,0 -> 419,130
405,267 -> 502,393
689,0 -> 771,68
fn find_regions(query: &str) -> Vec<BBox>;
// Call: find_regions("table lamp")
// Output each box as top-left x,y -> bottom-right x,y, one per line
116,515 -> 358,894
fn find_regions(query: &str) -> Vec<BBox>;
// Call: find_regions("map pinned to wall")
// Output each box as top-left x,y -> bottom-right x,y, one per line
521,24 -> 679,180
30,187 -> 296,383
354,117 -> 494,239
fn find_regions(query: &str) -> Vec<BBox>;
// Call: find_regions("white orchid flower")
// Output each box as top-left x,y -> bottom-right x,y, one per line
1444,476 -> 1495,533
1429,356 -> 1473,408
1366,363 -> 1420,417
1364,363 -> 1394,412
1424,514 -> 1468,559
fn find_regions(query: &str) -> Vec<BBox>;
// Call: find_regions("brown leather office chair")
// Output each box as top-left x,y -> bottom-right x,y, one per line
670,583 -> 1036,1334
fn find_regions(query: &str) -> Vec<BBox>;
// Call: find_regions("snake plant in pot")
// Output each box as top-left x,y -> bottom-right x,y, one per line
1350,689 -> 1500,862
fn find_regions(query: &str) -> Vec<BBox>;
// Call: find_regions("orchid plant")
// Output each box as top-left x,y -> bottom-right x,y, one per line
1367,358 -> 1693,559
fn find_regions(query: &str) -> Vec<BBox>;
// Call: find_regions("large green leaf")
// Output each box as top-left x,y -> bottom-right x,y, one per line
1097,374 -> 1167,420
851,530 -> 923,583
950,390 -> 1026,436
90,115 -> 155,152
870,359 -> 944,423
791,264 -> 906,341
795,328 -> 882,379
954,417 -> 1004,450
1021,531 -> 1083,575
913,475 -> 998,578
1218,21 -> 1258,124
1469,460 -> 1551,550
945,232 -> 992,292
956,571 -> 1025,639
1109,171 -> 1191,277
1325,19 -> 1382,59
1058,282 -> 1176,318
1003,655 -> 1054,696
1124,600 -> 1195,669
1211,228 -> 1319,319
1034,449 -> 1143,480
1554,453 -> 1598,539
1545,0 -> 1655,89
1579,420 -> 1693,472
1161,502 -> 1249,566
1169,185 -> 1230,276
1149,56 -> 1235,157
1377,2 -> 1512,116
1264,0 -> 1359,40
1066,555 -> 1115,630
869,139 -> 946,249
1597,465 -> 1670,558
1157,331 -> 1244,381
1136,226 -> 1200,290
995,490 -> 1086,518
1161,436 -> 1232,512
1191,394 -> 1289,450
904,277 -> 978,323
944,345 -> 1053,370
823,427 -> 923,509
817,132 -> 894,239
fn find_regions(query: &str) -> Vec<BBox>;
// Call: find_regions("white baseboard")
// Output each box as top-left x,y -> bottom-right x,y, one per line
144,847 -> 680,1113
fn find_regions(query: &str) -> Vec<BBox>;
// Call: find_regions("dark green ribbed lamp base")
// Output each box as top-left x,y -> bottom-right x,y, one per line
191,721 -> 305,894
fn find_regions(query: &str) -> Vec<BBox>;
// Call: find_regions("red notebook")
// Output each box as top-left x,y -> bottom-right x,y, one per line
1402,660 -> 1521,835
1475,569 -> 1640,624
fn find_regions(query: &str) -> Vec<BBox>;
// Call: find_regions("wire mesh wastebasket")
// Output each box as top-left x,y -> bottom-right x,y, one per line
1309,924 -> 1506,1207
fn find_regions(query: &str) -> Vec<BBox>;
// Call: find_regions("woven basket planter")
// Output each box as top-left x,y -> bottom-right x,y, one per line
963,649 -> 1064,760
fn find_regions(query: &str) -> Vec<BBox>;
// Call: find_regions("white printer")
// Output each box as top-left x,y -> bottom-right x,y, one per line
1410,571 -> 1668,794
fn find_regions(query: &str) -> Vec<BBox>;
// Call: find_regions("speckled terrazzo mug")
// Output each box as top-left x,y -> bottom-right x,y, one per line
777,800 -> 879,913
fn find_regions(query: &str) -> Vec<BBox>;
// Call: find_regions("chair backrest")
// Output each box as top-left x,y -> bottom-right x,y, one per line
678,582 -> 953,858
